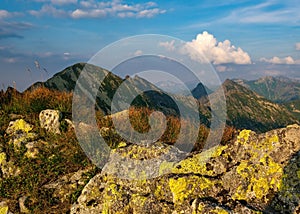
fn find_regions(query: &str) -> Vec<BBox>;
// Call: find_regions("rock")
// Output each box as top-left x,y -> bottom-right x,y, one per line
8,114 -> 24,120
6,119 -> 33,135
0,201 -> 9,214
5,119 -> 37,150
44,168 -> 95,203
71,124 -> 300,213
24,142 -> 39,159
39,109 -> 62,134
19,196 -> 29,213
0,151 -> 20,179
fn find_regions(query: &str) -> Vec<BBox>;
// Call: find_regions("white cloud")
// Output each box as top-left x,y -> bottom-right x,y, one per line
32,0 -> 77,5
220,1 -> 300,24
71,9 -> 106,18
0,10 -> 11,19
29,5 -> 68,17
137,8 -> 166,18
133,50 -> 143,56
28,0 -> 165,19
51,0 -> 77,5
0,10 -> 21,19
3,57 -> 18,63
159,40 -> 175,51
184,31 -> 251,65
296,43 -> 300,51
72,0 -> 165,19
260,56 -> 300,64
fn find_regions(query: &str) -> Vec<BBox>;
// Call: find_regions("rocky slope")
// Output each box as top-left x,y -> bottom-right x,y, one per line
70,123 -> 300,214
219,79 -> 298,132
0,109 -> 300,213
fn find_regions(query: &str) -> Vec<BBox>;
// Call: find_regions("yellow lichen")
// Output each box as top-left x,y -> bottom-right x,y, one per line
8,119 -> 33,134
169,177 -> 187,203
211,208 -> 229,214
0,205 -> 8,214
172,145 -> 227,176
169,176 -> 218,204
237,130 -> 251,144
117,142 -> 127,148
159,161 -> 175,176
233,132 -> 284,202
0,152 -> 6,165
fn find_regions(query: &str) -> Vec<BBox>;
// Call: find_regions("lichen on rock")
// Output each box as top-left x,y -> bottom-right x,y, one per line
71,124 -> 300,213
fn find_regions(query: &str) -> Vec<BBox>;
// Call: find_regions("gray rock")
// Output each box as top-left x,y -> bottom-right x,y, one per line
39,109 -> 62,134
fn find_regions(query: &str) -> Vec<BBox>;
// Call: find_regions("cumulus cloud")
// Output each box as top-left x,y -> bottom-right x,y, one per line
260,56 -> 300,64
184,31 -> 252,64
296,43 -> 300,51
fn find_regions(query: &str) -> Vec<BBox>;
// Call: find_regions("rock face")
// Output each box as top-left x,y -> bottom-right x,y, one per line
71,124 -> 300,214
39,109 -> 62,134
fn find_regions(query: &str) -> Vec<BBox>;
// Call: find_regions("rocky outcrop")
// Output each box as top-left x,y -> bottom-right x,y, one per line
39,109 -> 62,134
71,124 -> 300,213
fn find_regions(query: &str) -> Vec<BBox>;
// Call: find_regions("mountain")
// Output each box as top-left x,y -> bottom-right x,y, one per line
234,76 -> 300,103
27,63 -> 206,124
218,79 -> 298,132
27,63 -> 299,133
191,82 -> 210,100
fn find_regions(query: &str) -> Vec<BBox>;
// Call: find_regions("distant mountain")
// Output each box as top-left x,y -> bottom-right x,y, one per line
27,63 -> 207,124
234,76 -> 300,103
219,79 -> 298,132
191,82 -> 210,100
27,64 -> 299,133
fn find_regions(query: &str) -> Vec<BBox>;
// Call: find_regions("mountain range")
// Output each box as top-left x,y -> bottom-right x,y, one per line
26,63 -> 299,133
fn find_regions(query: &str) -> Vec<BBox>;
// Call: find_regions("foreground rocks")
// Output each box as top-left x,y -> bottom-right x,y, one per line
71,124 -> 300,214
1,115 -> 300,213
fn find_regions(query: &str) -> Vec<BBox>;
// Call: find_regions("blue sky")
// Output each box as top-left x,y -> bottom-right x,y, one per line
1,0 -> 300,91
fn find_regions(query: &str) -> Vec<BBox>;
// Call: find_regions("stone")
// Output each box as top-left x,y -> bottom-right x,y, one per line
24,142 -> 39,159
19,196 -> 30,213
70,125 -> 300,213
0,151 -> 20,179
6,119 -> 33,135
0,201 -> 9,214
39,109 -> 62,134
43,168 -> 94,203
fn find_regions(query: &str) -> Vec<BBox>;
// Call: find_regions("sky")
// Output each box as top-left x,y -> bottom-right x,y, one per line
1,0 -> 300,91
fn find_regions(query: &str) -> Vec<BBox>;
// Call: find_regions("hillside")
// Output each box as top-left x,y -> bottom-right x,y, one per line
219,79 -> 298,132
234,76 -> 300,103
26,63 -> 300,133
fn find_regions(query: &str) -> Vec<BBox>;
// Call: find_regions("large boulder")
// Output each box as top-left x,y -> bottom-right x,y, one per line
39,109 -> 62,134
71,124 -> 300,213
